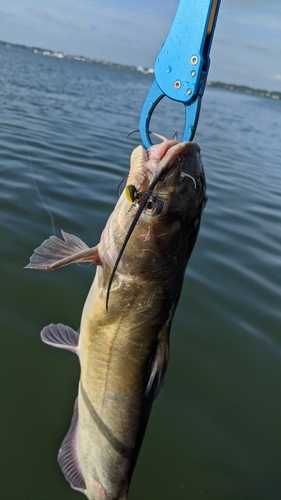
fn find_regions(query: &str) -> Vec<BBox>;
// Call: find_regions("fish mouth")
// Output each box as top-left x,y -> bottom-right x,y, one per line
143,142 -> 203,201
163,141 -> 200,168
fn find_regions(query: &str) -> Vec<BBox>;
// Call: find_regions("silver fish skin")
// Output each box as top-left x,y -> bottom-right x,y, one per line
26,140 -> 207,500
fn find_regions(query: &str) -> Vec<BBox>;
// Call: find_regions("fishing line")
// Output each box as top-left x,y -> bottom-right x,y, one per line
21,130 -> 56,235
117,174 -> 128,197
127,130 -> 139,138
127,130 -> 168,143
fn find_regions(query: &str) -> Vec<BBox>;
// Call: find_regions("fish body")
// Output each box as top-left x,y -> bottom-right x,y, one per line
27,140 -> 207,500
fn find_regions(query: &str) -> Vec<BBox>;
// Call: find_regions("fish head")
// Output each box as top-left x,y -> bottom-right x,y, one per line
100,140 -> 207,279
144,139 -> 206,219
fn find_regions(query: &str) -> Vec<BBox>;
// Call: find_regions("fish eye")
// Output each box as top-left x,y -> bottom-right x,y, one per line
144,196 -> 164,216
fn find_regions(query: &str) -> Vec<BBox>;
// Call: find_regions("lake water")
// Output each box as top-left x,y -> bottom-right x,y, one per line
1,41 -> 281,500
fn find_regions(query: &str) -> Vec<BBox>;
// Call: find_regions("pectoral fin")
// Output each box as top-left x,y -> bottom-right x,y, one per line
41,323 -> 79,354
146,334 -> 169,400
57,398 -> 87,495
25,230 -> 101,270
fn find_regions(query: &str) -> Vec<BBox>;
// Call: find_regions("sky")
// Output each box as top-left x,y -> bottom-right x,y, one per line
0,0 -> 281,92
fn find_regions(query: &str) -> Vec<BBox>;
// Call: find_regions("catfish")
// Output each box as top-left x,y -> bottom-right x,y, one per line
26,139 -> 207,500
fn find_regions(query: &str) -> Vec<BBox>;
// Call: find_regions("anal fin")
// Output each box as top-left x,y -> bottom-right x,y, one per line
25,230 -> 101,270
58,398 -> 87,495
41,323 -> 79,354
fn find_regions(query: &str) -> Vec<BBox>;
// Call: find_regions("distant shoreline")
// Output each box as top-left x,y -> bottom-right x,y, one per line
1,39 -> 280,101
206,81 -> 280,101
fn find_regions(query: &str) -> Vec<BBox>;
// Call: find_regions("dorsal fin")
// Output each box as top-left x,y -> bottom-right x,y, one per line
57,398 -> 87,495
41,323 -> 79,354
25,230 -> 101,270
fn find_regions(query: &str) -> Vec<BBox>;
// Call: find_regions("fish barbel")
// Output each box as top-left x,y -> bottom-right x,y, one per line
26,139 -> 207,500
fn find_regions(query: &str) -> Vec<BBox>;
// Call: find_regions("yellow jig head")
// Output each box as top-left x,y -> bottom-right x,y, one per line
125,185 -> 138,203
